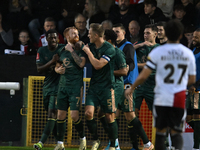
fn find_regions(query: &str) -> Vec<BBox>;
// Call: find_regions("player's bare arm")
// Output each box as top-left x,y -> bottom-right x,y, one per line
37,54 -> 59,73
114,65 -> 129,76
65,43 -> 86,68
137,63 -> 146,69
55,62 -> 65,74
125,67 -> 152,98
188,75 -> 196,95
133,41 -> 153,49
83,44 -> 108,70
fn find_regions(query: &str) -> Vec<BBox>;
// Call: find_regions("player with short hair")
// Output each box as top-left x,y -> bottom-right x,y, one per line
98,29 -> 128,150
125,19 -> 196,150
112,23 -> 154,150
133,24 -> 159,117
82,23 -> 117,150
34,29 -> 65,150
186,28 -> 200,150
54,26 -> 86,150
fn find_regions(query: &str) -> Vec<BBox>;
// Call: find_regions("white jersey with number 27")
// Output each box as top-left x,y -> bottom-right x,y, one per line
146,43 -> 196,107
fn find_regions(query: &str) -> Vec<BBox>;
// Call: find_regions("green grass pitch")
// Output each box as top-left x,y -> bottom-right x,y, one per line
0,146 -> 83,150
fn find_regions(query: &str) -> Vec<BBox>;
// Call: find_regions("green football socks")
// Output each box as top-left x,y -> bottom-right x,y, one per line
56,119 -> 66,141
40,119 -> 56,143
74,118 -> 85,138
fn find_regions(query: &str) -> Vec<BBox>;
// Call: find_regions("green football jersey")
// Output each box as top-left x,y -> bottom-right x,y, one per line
58,46 -> 86,87
36,44 -> 65,91
114,47 -> 127,84
136,43 -> 160,87
89,41 -> 116,88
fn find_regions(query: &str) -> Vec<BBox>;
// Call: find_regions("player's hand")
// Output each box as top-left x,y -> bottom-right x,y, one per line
52,54 -> 59,63
62,9 -> 68,17
75,41 -> 84,50
57,65 -> 65,74
124,88 -> 134,100
55,62 -> 65,74
65,43 -> 73,52
82,44 -> 90,54
188,85 -> 196,95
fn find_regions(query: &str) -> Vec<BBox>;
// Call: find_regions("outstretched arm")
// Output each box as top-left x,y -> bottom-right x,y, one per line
124,66 -> 152,98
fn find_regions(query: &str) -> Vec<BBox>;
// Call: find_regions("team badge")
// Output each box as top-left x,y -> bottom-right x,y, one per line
98,53 -> 101,59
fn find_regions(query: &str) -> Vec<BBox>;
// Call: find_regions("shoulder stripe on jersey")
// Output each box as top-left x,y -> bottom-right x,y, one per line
147,58 -> 156,66
146,60 -> 156,70
102,55 -> 110,61
145,64 -> 154,70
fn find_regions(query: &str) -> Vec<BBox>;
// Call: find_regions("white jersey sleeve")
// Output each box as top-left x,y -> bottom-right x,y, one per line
188,52 -> 196,76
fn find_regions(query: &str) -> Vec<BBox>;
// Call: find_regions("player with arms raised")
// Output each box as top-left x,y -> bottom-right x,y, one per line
125,19 -> 196,150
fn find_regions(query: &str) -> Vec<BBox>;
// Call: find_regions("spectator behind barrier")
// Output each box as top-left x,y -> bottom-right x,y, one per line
84,0 -> 106,30
126,20 -> 142,44
0,12 -> 13,55
139,0 -> 167,39
12,30 -> 37,55
157,0 -> 174,18
38,17 -> 65,48
108,0 -> 139,36
28,0 -> 62,44
74,14 -> 90,45
57,0 -> 85,35
181,0 -> 196,26
184,25 -> 196,49
101,20 -> 113,30
7,0 -> 31,33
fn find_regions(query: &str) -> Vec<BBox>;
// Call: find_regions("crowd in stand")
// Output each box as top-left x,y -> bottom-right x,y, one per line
0,0 -> 200,55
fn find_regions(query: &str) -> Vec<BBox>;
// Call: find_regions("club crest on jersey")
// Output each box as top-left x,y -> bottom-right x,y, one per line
98,53 -> 101,58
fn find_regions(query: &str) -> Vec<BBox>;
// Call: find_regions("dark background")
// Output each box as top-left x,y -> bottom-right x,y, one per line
0,55 -> 92,144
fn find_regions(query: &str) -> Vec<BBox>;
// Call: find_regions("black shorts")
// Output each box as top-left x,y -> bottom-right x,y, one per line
153,106 -> 186,132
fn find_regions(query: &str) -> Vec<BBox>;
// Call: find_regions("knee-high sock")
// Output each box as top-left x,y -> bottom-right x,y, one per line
86,118 -> 98,140
52,119 -> 58,141
129,117 -> 149,144
171,133 -> 183,150
193,121 -> 200,149
128,123 -> 139,150
74,118 -> 85,138
155,132 -> 166,150
99,115 -> 109,137
40,119 -> 56,143
56,119 -> 66,141
108,120 -> 118,147
116,118 -> 120,130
